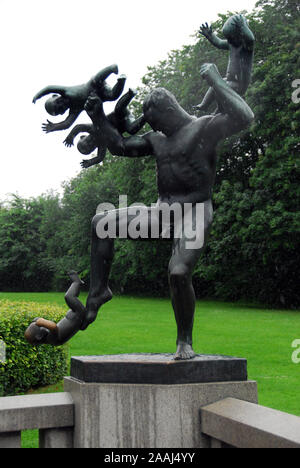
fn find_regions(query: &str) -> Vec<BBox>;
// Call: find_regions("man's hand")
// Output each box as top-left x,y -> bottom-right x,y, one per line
42,120 -> 56,133
199,23 -> 213,39
200,63 -> 222,86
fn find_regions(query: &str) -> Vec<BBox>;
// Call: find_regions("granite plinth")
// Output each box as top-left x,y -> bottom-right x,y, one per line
70,353 -> 247,385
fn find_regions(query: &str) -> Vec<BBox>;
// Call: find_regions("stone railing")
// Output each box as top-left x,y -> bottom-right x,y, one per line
1,392 -> 300,448
201,398 -> 300,448
0,392 -> 74,448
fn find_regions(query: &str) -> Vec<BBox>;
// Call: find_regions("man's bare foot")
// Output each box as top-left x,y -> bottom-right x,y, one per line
174,342 -> 196,360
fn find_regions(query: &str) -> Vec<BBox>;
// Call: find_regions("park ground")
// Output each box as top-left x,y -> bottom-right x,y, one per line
0,291 -> 299,448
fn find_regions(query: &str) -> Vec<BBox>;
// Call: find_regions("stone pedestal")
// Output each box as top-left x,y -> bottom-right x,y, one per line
64,354 -> 257,448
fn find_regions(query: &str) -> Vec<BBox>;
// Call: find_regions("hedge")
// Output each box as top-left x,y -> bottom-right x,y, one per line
0,300 -> 68,396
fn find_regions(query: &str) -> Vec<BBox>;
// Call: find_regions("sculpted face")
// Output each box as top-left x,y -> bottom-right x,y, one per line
143,88 -> 176,133
143,105 -> 163,132
143,88 -> 190,136
77,135 -> 97,155
45,95 -> 69,116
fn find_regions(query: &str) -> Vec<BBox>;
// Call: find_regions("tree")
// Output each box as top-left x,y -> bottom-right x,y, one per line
0,0 -> 298,306
0,195 -> 57,291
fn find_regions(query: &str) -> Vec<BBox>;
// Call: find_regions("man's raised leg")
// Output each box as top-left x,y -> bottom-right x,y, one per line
82,207 -> 154,331
81,214 -> 114,330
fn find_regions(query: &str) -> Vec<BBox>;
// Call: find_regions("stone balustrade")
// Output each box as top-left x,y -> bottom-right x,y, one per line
0,392 -> 74,448
201,398 -> 300,448
1,385 -> 300,448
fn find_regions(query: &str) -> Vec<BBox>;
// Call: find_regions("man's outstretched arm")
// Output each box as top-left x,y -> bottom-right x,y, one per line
108,133 -> 154,158
83,94 -> 153,158
200,63 -> 254,141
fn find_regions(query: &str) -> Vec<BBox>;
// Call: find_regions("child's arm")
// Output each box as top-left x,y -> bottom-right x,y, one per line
101,74 -> 127,102
93,64 -> 118,83
33,85 -> 67,103
199,23 -> 229,50
81,147 -> 106,169
64,124 -> 93,147
237,15 -> 255,50
42,110 -> 79,133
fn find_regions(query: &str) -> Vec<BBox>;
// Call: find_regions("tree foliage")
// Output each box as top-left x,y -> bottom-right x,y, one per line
0,0 -> 299,307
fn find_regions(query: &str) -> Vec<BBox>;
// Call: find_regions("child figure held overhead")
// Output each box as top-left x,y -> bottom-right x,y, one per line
33,64 -> 126,133
194,14 -> 255,112
63,88 -> 145,169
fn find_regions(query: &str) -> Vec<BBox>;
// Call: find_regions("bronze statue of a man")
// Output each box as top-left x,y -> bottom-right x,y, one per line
26,56 -> 254,360
82,63 -> 254,360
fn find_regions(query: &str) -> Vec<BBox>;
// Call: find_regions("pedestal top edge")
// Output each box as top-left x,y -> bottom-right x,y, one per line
71,353 -> 247,364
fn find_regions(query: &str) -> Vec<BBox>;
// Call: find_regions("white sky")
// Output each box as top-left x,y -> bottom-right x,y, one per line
0,0 -> 257,200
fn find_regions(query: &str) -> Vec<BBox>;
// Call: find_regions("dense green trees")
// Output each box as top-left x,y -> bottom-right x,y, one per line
0,0 -> 299,307
0,195 -> 56,291
136,0 -> 300,307
202,0 -> 300,307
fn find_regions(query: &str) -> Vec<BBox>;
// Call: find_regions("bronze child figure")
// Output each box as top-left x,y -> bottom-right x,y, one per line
32,64 -> 126,133
63,88 -> 146,169
194,15 -> 255,112
25,272 -> 86,346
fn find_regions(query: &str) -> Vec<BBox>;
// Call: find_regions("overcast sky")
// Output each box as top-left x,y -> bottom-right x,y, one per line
0,0 -> 257,201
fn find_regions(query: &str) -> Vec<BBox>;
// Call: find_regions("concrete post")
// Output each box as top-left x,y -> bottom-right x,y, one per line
39,427 -> 74,448
0,432 -> 21,448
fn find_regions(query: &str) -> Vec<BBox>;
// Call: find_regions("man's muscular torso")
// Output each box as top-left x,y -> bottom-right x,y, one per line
145,116 -> 218,205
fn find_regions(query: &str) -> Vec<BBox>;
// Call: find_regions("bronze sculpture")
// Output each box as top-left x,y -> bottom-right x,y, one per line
194,15 -> 255,112
81,64 -> 254,360
26,19 -> 255,359
33,64 -> 126,133
63,88 -> 145,169
25,272 -> 85,346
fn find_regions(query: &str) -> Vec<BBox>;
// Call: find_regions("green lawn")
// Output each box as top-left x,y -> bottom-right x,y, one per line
0,291 -> 299,448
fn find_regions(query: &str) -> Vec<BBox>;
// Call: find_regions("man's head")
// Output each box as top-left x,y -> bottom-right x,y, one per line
143,88 -> 190,135
45,95 -> 69,116
77,134 -> 97,155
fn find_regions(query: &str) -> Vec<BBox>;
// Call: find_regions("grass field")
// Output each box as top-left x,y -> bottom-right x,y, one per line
0,291 -> 299,448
